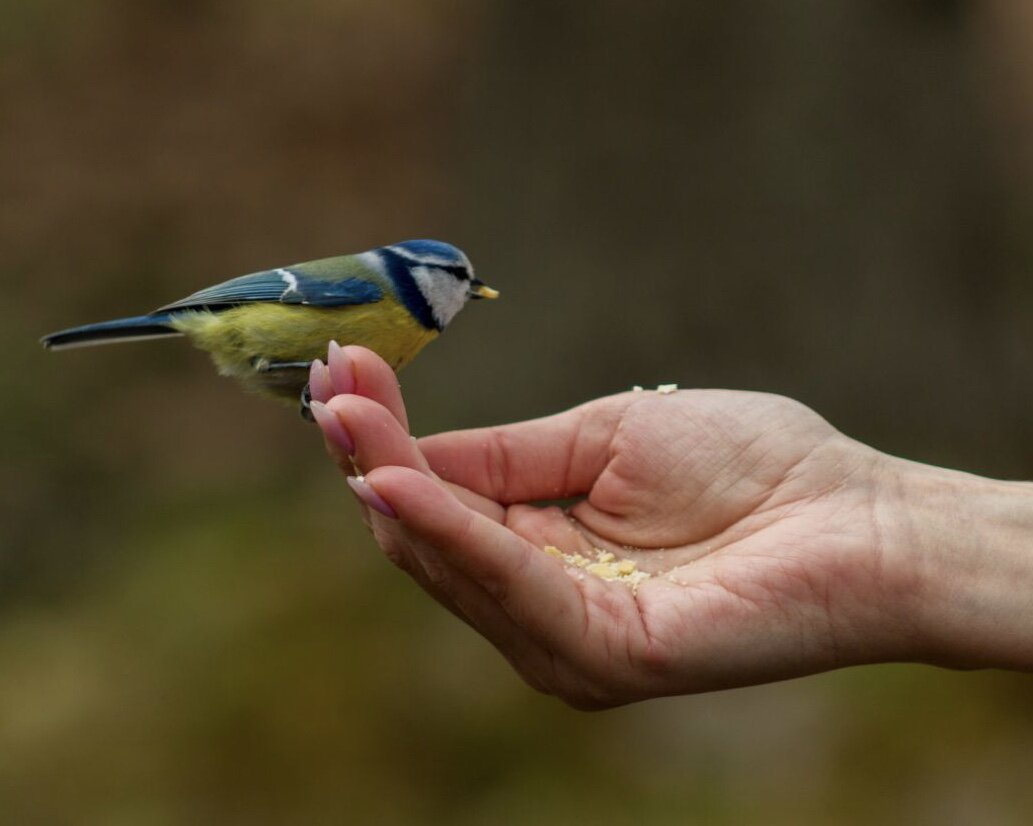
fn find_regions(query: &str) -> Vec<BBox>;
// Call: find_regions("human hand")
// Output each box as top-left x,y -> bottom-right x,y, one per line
308,346 -> 1031,707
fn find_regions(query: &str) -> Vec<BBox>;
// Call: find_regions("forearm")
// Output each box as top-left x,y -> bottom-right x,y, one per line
886,458 -> 1033,671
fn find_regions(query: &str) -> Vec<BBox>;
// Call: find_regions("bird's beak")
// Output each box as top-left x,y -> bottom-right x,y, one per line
469,279 -> 499,300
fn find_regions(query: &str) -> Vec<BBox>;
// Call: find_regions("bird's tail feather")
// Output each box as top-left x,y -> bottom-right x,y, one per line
41,314 -> 182,350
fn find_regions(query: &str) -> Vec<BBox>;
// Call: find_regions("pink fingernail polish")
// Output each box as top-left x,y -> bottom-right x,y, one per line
309,359 -> 333,403
310,400 -> 355,456
347,475 -> 398,519
327,340 -> 355,396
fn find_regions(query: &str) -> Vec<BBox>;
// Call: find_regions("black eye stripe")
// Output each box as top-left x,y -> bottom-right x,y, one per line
385,247 -> 470,279
436,264 -> 470,279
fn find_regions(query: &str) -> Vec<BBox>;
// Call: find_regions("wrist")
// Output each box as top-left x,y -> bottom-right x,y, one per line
881,456 -> 1033,671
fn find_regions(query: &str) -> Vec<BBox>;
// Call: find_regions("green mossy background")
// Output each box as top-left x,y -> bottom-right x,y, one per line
3,1 -> 1033,822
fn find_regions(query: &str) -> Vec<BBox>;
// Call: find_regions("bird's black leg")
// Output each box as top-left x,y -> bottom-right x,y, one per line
251,358 -> 317,422
254,359 -> 313,372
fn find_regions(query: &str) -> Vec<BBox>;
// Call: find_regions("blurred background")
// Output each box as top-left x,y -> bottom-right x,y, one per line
3,0 -> 1033,822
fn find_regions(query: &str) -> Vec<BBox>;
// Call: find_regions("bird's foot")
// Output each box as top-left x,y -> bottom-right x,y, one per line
247,358 -> 316,422
299,383 -> 315,422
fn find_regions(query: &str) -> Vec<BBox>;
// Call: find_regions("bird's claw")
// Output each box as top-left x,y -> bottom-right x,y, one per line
300,383 -> 315,422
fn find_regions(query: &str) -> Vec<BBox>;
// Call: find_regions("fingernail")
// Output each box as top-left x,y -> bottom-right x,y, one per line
347,475 -> 397,519
310,400 -> 355,456
309,359 -> 333,403
327,340 -> 355,396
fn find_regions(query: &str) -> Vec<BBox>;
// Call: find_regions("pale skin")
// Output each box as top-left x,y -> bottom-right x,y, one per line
308,345 -> 1033,709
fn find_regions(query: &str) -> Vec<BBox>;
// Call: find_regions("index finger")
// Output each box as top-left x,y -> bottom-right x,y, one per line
321,343 -> 410,432
418,394 -> 636,504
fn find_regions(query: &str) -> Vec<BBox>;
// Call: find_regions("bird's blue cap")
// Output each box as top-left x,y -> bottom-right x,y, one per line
389,239 -> 467,266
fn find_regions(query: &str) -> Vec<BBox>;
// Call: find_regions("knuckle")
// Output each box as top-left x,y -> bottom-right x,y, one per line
557,688 -> 616,712
478,569 -> 509,604
485,426 -> 512,501
635,639 -> 675,679
550,660 -> 621,711
377,532 -> 417,576
420,556 -> 452,591
511,665 -> 554,698
381,544 -> 412,573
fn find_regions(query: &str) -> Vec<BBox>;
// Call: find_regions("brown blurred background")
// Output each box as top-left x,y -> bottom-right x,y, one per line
3,0 -> 1033,822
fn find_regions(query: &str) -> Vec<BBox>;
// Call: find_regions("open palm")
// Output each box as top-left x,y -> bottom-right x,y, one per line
312,347 -> 909,707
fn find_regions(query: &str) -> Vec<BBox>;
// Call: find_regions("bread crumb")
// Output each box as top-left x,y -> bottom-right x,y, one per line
656,383 -> 678,394
632,385 -> 644,392
540,545 -> 651,591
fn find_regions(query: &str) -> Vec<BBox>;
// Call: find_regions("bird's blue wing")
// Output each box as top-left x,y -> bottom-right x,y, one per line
156,264 -> 383,312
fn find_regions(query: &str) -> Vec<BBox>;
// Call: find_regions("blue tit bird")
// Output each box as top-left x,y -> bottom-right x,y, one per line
41,239 -> 499,419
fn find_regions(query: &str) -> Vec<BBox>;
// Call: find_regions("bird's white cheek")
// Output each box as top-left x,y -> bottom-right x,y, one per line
411,265 -> 468,328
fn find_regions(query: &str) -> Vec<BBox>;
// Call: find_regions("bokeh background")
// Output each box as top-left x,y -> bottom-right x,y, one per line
3,0 -> 1033,822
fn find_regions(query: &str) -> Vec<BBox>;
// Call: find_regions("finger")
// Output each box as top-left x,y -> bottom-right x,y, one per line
417,394 -> 636,504
414,570 -> 559,697
362,465 -> 590,654
330,395 -> 505,522
309,359 -> 333,404
329,394 -> 430,474
310,400 -> 358,476
363,508 -> 558,695
345,472 -> 558,693
326,340 -> 356,395
343,345 -> 410,432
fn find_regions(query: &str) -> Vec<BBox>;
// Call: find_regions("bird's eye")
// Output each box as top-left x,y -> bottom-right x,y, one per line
438,264 -> 470,281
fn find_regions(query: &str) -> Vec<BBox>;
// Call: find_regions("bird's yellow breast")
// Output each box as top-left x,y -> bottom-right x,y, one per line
171,297 -> 438,401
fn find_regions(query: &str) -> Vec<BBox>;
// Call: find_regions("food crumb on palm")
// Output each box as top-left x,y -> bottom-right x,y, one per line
542,546 -> 651,591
